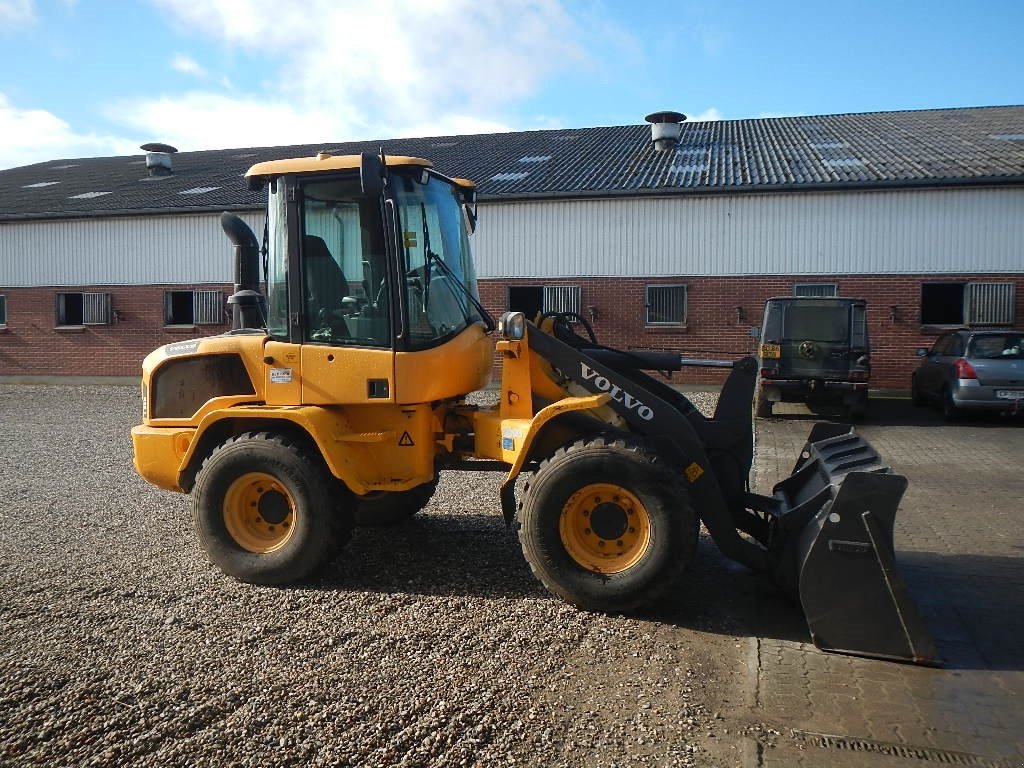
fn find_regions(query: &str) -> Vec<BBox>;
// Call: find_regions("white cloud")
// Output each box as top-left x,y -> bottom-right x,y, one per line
105,91 -> 343,150
0,93 -> 137,170
171,53 -> 207,79
0,0 -> 34,26
688,107 -> 724,123
130,0 -> 585,147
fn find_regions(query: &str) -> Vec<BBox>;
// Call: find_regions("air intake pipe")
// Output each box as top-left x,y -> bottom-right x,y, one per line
220,212 -> 266,330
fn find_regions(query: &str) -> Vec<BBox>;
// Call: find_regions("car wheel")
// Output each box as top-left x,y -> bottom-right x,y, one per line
911,376 -> 926,407
941,386 -> 962,423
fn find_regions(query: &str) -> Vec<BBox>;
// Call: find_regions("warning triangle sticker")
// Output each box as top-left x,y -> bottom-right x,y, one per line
398,431 -> 414,446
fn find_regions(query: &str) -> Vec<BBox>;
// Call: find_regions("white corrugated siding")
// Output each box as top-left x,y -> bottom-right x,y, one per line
472,187 -> 1024,278
0,211 -> 263,287
1,187 -> 1021,286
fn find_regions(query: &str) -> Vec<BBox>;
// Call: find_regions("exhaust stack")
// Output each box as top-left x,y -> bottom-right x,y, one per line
220,212 -> 265,330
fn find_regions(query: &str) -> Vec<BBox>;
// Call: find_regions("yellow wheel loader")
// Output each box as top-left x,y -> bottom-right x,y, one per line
131,152 -> 938,664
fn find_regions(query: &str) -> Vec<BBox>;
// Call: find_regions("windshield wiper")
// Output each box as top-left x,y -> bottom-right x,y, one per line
418,201 -> 495,332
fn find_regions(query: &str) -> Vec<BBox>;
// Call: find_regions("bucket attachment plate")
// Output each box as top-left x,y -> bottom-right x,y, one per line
764,425 -> 940,666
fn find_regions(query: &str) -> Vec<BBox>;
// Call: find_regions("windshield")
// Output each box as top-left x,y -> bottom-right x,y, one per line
393,171 -> 482,349
969,333 -> 1024,359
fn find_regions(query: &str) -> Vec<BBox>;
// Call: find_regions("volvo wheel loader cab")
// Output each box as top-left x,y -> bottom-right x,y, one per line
131,151 -> 938,665
755,296 -> 871,420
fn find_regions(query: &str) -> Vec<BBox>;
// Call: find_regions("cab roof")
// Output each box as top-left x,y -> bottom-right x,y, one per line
245,153 -> 431,180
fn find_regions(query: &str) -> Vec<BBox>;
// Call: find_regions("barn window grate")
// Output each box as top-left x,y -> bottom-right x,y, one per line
165,290 -> 224,326
646,285 -> 687,325
794,282 -> 838,297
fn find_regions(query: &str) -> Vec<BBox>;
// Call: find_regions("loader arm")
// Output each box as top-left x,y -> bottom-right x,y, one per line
523,324 -> 769,571
503,319 -> 938,665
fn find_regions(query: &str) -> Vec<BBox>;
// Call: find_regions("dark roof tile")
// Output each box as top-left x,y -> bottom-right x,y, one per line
2,105 -> 1023,221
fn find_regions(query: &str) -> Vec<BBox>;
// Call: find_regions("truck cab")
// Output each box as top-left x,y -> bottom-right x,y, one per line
755,296 -> 870,420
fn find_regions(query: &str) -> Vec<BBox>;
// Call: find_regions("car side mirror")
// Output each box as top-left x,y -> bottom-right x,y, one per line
749,325 -> 761,338
915,348 -> 928,357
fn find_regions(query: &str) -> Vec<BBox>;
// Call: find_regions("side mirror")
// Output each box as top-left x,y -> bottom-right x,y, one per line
749,325 -> 761,338
915,348 -> 928,357
360,152 -> 385,197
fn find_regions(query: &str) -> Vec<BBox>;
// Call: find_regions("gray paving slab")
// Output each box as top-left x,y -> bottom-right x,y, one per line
746,398 -> 1024,767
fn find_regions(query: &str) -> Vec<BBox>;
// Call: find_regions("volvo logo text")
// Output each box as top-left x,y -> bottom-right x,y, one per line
580,363 -> 655,421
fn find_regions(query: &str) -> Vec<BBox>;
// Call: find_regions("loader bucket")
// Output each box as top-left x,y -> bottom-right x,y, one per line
765,425 -> 940,666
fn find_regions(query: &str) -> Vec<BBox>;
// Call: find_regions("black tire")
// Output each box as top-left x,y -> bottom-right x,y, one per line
845,392 -> 869,423
517,437 -> 698,613
192,431 -> 352,584
754,382 -> 773,418
911,376 -> 926,407
941,387 -> 962,422
352,479 -> 438,527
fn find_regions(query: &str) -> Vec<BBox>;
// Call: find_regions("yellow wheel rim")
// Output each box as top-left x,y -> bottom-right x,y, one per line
559,483 -> 651,574
222,472 -> 296,553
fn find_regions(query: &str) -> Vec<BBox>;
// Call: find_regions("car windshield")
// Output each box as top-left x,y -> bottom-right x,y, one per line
968,334 -> 1024,359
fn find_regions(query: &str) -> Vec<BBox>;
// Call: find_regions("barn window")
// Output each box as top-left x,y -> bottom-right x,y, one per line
0,295 -> 6,327
921,282 -> 1015,326
793,282 -> 838,297
645,285 -> 688,325
165,290 -> 224,326
56,292 -> 111,326
507,285 -> 581,320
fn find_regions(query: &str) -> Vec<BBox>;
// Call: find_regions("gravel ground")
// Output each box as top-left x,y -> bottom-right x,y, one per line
0,384 -> 752,767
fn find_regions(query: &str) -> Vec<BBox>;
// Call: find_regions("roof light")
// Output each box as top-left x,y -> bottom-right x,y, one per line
645,110 -> 687,152
69,191 -> 112,199
23,181 -> 61,188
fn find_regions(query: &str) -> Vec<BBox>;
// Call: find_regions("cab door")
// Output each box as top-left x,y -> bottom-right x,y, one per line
294,173 -> 397,405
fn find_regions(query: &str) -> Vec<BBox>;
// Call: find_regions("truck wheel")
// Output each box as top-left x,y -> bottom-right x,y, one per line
192,431 -> 351,584
353,479 -> 438,526
754,384 -> 773,417
517,438 -> 698,613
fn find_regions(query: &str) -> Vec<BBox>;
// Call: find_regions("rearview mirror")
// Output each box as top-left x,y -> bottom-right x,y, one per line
915,348 -> 928,357
360,152 -> 385,197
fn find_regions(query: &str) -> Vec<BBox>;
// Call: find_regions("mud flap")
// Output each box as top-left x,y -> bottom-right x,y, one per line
765,426 -> 940,666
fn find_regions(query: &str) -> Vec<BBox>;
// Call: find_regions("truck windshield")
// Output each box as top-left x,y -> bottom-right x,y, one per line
392,171 -> 482,349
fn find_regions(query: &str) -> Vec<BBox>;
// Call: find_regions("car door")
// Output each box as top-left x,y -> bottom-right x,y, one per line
919,334 -> 951,397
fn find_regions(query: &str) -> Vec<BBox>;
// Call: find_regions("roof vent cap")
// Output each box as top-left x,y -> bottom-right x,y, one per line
140,142 -> 178,176
645,111 -> 686,152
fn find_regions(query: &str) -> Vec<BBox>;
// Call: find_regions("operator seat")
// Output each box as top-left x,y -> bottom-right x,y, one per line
303,235 -> 351,338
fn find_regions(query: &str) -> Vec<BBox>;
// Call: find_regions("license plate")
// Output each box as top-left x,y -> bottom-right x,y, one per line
760,343 -> 781,359
996,389 -> 1024,400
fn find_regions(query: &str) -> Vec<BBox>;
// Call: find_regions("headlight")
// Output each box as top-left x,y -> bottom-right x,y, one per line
497,311 -> 526,340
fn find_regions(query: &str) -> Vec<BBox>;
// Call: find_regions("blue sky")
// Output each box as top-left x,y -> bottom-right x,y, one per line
0,0 -> 1022,169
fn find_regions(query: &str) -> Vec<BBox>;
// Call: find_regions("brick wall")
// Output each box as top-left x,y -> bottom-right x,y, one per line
3,274 -> 1022,387
480,274 -> 1024,389
0,284 -> 232,377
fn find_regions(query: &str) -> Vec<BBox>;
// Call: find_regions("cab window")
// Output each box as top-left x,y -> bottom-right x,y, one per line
300,177 -> 391,346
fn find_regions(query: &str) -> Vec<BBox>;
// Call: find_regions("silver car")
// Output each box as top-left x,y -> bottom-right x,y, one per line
912,329 -> 1024,420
